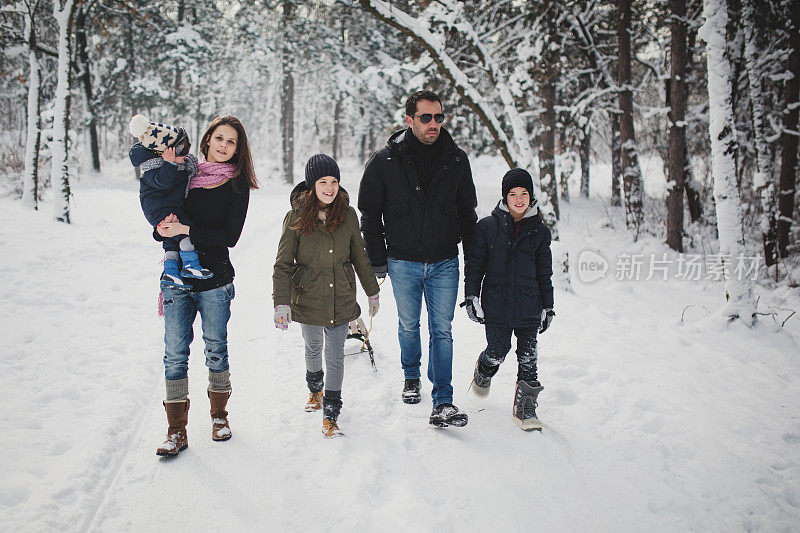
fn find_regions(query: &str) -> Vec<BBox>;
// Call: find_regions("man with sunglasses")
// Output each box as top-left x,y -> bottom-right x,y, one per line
358,90 -> 478,428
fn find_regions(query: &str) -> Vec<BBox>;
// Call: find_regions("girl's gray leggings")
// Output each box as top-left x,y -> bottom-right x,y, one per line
300,323 -> 349,392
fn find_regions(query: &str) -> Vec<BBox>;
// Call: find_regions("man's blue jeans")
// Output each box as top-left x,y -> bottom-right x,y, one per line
387,257 -> 459,405
162,283 -> 235,380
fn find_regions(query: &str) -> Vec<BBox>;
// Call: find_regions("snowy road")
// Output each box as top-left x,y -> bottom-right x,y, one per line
2,158 -> 799,532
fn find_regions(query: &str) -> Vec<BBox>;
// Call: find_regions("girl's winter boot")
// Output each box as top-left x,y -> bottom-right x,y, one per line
305,391 -> 323,412
322,418 -> 344,438
161,258 -> 190,288
179,250 -> 214,279
512,380 -> 543,431
322,394 -> 344,438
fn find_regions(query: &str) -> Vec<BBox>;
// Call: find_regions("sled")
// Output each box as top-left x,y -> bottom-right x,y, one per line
346,317 -> 376,371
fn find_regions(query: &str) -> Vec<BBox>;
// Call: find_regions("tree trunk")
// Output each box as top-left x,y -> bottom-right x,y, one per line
683,136 -> 703,222
281,0 -> 295,184
579,125 -> 590,198
701,0 -> 755,324
777,0 -> 799,259
667,0 -> 688,252
333,96 -> 343,161
560,150 -> 576,203
22,10 -> 42,210
75,5 -> 100,173
742,0 -> 777,265
51,0 -> 76,224
541,69 -> 559,219
611,113 -> 622,206
617,0 -> 645,238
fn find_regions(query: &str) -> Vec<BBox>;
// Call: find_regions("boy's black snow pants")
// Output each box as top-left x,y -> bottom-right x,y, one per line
478,326 -> 538,383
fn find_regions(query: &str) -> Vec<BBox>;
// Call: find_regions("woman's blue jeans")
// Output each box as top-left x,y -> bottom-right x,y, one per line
161,283 -> 235,381
387,257 -> 459,406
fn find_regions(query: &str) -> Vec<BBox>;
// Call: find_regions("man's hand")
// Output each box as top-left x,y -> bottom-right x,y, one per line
372,264 -> 387,280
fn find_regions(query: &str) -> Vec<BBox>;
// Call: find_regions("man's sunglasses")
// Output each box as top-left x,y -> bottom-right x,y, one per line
415,113 -> 446,124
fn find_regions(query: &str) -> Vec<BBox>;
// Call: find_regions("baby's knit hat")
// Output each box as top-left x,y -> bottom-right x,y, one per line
305,154 -> 340,188
129,114 -> 190,156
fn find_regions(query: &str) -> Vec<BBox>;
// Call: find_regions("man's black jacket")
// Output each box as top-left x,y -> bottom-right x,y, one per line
357,128 -> 478,266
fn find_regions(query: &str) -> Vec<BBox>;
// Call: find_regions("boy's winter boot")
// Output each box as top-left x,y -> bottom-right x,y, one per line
305,391 -> 323,412
322,394 -> 344,438
402,378 -> 421,404
470,359 -> 496,399
512,380 -> 544,431
156,399 -> 189,456
161,258 -> 190,288
208,390 -> 232,441
179,250 -> 214,279
429,403 -> 469,428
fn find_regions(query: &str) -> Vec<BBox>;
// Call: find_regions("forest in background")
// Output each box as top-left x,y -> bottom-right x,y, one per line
1,0 -> 798,322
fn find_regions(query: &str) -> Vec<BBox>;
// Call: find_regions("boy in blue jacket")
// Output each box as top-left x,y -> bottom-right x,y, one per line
128,114 -> 211,287
461,168 -> 555,430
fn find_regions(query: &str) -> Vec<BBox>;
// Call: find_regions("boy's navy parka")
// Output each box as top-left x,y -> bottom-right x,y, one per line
129,142 -> 194,227
464,202 -> 554,329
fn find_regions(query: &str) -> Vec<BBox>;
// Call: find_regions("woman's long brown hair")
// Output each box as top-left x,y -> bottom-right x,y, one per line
199,116 -> 259,191
292,186 -> 350,236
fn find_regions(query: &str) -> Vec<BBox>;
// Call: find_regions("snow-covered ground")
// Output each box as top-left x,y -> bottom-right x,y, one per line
2,156 -> 799,532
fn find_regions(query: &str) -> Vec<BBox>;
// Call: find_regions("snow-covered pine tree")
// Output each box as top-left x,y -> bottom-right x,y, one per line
700,0 -> 756,324
359,0 -> 560,235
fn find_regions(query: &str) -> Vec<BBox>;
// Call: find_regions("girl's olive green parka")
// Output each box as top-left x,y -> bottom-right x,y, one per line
273,183 -> 380,327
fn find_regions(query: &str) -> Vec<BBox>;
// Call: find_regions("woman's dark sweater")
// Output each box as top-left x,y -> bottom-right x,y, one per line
155,177 -> 250,292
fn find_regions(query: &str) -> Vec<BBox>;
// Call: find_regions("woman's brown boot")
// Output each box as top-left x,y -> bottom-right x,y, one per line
208,390 -> 232,441
156,399 -> 189,456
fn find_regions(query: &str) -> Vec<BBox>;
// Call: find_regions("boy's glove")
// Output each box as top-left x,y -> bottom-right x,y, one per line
372,264 -> 387,279
460,296 -> 484,324
539,308 -> 555,333
368,294 -> 380,317
274,305 -> 291,330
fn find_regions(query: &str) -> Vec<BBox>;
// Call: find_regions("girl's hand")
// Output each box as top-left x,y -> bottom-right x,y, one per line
162,147 -> 186,164
274,305 -> 291,330
368,294 -> 380,317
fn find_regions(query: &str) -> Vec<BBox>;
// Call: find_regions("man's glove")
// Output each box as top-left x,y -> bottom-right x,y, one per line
368,294 -> 380,317
539,308 -> 555,333
372,264 -> 387,280
274,304 -> 291,330
459,296 -> 484,324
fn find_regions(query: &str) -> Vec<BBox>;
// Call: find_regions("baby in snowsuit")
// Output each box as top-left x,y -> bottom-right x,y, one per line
128,114 -> 212,287
461,168 -> 555,430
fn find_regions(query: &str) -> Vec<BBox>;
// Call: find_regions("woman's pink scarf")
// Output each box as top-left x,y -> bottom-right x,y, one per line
189,160 -> 237,189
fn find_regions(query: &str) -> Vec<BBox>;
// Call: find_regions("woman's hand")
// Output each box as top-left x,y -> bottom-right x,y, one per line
162,147 -> 186,165
157,213 -> 189,237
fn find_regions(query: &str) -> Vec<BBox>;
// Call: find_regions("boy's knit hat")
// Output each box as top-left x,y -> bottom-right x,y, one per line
305,154 -> 340,188
129,114 -> 190,156
501,168 -> 535,204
